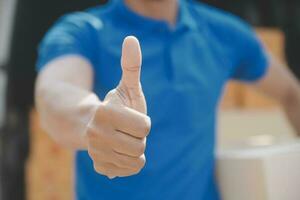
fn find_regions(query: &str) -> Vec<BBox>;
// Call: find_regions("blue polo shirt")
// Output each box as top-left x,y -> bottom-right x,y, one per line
37,0 -> 269,199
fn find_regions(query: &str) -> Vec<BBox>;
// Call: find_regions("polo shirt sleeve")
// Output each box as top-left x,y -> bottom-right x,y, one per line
36,12 -> 100,71
229,18 -> 270,82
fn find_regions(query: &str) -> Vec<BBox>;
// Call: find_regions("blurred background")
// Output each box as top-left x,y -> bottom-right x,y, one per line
0,0 -> 299,199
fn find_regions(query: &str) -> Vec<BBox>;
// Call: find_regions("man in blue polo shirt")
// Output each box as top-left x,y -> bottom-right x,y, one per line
35,0 -> 300,199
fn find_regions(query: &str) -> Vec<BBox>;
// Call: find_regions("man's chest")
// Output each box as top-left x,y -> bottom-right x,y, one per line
93,31 -> 229,101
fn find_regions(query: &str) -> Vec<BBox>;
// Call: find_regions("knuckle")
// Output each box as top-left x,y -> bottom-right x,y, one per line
130,170 -> 139,176
94,164 -> 105,175
107,173 -> 115,179
131,156 -> 146,173
87,136 -> 102,150
135,142 -> 146,156
86,128 -> 98,140
141,155 -> 146,167
91,104 -> 106,125
105,169 -> 113,177
132,166 -> 142,175
141,116 -> 151,136
96,103 -> 107,118
137,156 -> 146,169
98,102 -> 106,111
94,164 -> 114,177
88,149 -> 97,159
102,103 -> 116,117
94,103 -> 113,125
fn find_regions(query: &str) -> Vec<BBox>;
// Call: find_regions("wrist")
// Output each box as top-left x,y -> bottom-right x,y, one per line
79,93 -> 102,134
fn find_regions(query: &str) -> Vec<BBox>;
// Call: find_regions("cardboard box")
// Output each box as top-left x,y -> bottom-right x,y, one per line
217,138 -> 300,200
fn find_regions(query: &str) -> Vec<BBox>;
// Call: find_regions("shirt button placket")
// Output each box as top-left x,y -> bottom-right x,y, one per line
163,28 -> 176,82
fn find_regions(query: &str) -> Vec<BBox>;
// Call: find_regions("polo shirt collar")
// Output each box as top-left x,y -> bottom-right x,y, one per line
112,0 -> 198,31
177,0 -> 198,30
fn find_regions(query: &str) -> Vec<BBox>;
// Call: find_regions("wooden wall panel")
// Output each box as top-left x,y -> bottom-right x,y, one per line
27,111 -> 73,200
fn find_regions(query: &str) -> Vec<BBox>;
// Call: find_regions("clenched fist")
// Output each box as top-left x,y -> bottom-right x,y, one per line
86,36 -> 151,178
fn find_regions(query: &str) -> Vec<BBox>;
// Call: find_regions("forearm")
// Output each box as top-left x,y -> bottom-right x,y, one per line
282,88 -> 300,136
35,79 -> 100,150
254,55 -> 300,136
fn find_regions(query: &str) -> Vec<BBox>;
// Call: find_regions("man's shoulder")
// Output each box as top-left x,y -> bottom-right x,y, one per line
188,1 -> 250,34
54,4 -> 113,32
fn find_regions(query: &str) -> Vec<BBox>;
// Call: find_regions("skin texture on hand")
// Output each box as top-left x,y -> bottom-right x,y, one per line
85,36 -> 151,179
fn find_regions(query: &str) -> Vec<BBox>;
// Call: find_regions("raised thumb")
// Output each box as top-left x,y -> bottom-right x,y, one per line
120,36 -> 142,89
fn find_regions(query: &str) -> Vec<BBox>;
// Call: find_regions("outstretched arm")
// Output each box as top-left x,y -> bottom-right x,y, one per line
35,37 -> 151,178
35,55 -> 98,150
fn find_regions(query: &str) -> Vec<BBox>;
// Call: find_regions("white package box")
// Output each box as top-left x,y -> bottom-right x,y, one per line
217,140 -> 300,200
